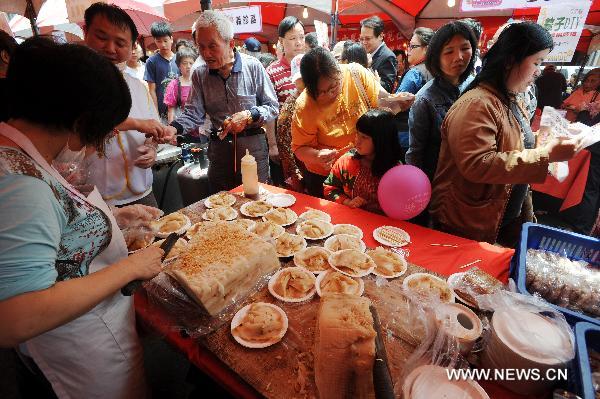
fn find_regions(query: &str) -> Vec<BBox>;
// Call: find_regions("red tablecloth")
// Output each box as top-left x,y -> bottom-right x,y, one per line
135,185 -> 523,399
531,150 -> 591,211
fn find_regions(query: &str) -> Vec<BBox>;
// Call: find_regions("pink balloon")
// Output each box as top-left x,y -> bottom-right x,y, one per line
377,165 -> 431,220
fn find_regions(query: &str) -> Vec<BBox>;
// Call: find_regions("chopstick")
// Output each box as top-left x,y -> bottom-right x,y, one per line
458,259 -> 481,269
430,243 -> 459,248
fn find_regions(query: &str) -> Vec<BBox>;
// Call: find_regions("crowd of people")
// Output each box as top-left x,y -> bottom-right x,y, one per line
0,3 -> 595,398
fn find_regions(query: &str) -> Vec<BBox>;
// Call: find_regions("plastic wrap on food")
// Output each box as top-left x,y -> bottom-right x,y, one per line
526,248 -> 600,319
143,222 -> 281,337
122,226 -> 155,253
449,267 -> 504,308
112,204 -> 163,230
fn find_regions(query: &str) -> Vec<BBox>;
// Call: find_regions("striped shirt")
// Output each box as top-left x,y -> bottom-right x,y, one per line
266,57 -> 296,106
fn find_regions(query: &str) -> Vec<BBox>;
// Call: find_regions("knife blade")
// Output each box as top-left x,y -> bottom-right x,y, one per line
370,305 -> 395,399
121,232 -> 179,296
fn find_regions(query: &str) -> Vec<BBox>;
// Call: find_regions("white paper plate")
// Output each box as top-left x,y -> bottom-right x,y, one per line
202,207 -> 238,221
239,200 -> 273,218
274,233 -> 307,258
315,270 -> 365,297
154,213 -> 191,238
293,247 -> 333,274
229,218 -> 257,232
299,209 -> 332,222
186,221 -> 218,239
251,221 -> 285,240
446,272 -> 478,308
268,267 -> 317,303
230,303 -> 288,349
324,234 -> 366,253
403,272 -> 456,303
332,224 -> 364,239
204,192 -> 236,209
367,248 -> 408,279
127,236 -> 154,254
265,193 -> 296,208
295,219 -> 334,240
373,226 -> 411,247
262,208 -> 298,227
328,249 -> 375,278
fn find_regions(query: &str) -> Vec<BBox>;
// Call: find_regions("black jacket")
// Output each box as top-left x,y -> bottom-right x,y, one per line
370,43 -> 397,93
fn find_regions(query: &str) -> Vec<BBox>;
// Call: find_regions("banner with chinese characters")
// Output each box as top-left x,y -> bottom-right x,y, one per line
221,6 -> 262,34
537,1 -> 592,62
229,0 -> 331,14
461,0 -> 588,12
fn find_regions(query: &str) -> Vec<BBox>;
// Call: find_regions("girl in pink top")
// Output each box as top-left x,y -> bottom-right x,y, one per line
164,47 -> 197,123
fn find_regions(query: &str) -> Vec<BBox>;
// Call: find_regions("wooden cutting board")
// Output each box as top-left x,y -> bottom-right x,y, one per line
148,193 -> 491,399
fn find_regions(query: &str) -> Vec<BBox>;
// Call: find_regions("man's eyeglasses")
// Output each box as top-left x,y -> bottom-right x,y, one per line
408,44 -> 424,50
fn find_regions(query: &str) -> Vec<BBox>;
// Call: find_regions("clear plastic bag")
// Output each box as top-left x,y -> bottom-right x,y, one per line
476,289 -> 575,364
526,248 -> 600,318
51,143 -> 89,187
539,106 -> 571,182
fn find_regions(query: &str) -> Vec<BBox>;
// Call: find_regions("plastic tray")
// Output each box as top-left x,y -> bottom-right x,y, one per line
511,222 -> 600,325
574,322 -> 600,399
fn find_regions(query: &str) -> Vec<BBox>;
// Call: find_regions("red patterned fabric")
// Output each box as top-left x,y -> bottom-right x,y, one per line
265,57 -> 295,106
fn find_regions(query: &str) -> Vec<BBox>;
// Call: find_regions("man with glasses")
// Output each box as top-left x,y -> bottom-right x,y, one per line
359,16 -> 397,92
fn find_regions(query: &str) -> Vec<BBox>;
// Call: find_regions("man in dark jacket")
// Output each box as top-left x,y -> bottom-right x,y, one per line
359,16 -> 397,92
536,65 -> 567,109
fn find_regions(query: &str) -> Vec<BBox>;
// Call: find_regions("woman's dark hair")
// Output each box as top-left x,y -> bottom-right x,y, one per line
467,21 -> 553,102
300,47 -> 341,100
84,2 -> 138,43
412,27 -> 435,47
341,43 -> 368,69
150,21 -> 173,38
355,109 -> 401,178
278,16 -> 303,38
0,30 -> 17,58
175,46 -> 197,66
6,37 -> 131,151
175,38 -> 194,52
426,21 -> 477,84
304,32 -> 318,49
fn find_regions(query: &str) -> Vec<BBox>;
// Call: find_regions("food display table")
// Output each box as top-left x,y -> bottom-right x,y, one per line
135,184 -> 528,399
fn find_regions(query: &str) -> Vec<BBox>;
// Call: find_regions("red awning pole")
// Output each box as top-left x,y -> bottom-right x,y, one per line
331,0 -> 339,46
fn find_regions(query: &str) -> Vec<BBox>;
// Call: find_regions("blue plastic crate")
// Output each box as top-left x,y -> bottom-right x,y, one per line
511,222 -> 600,326
574,322 -> 600,399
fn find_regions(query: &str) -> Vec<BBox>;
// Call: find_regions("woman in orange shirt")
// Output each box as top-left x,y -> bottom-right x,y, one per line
292,47 -> 413,197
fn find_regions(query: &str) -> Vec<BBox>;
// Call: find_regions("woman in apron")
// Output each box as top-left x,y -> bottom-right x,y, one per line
0,38 -> 164,398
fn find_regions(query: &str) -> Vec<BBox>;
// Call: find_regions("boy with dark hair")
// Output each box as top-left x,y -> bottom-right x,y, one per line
359,15 -> 397,92
145,21 -> 178,121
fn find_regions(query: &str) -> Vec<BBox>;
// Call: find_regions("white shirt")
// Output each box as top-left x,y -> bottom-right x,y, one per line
124,61 -> 146,81
87,70 -> 159,205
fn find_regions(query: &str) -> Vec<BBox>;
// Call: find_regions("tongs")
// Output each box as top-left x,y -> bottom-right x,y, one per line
370,305 -> 395,399
121,232 -> 179,296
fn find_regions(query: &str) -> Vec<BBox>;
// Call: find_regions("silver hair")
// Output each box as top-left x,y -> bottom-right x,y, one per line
193,10 -> 234,42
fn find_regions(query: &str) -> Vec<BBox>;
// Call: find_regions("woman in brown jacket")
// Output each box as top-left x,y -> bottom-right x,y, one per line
430,22 -> 580,245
